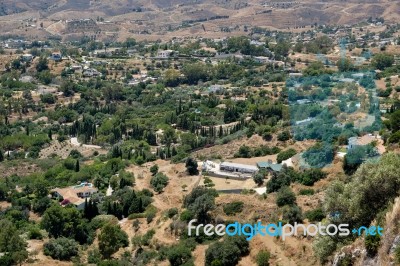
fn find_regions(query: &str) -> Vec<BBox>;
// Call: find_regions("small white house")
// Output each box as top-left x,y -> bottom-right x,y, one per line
157,50 -> 174,58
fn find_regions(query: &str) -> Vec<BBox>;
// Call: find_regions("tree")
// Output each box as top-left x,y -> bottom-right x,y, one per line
185,157 -> 199,175
41,205 -> 92,244
0,219 -> 28,265
253,172 -> 264,186
32,196 -> 52,215
282,204 -> 303,224
277,131 -> 291,141
150,173 -> 169,193
336,58 -> 355,72
371,53 -> 394,70
60,80 -> 77,97
276,186 -> 296,207
36,57 -> 49,72
37,70 -> 53,84
98,223 -> 129,259
43,238 -> 78,261
182,63 -> 210,84
235,145 -> 252,158
188,194 -> 215,223
40,93 -> 56,104
163,69 -> 181,87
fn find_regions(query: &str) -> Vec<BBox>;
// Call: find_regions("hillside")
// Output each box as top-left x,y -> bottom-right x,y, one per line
0,0 -> 399,41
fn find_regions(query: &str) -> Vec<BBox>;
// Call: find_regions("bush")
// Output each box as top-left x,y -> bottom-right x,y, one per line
88,248 -> 102,264
150,164 -> 159,176
180,210 -> 194,222
69,149 -> 82,159
98,223 -> 129,259
150,173 -> 169,193
223,201 -> 244,216
28,227 -> 43,240
167,244 -> 193,266
282,204 -> 303,224
146,211 -> 156,224
277,149 -> 297,163
302,143 -> 334,168
365,234 -> 380,257
277,131 -> 291,141
276,187 -> 296,207
43,237 -> 79,261
298,169 -> 327,186
256,250 -> 270,266
304,208 -> 325,222
299,188 -> 315,195
132,229 -> 156,247
205,235 -> 249,266
167,208 -> 179,218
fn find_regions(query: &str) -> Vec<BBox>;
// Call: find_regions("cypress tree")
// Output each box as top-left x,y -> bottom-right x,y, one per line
75,160 -> 80,172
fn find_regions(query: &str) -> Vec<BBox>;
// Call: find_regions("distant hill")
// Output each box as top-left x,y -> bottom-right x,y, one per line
0,0 -> 399,40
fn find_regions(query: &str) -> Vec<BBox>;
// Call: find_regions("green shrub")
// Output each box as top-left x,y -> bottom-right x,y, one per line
365,234 -> 380,257
277,149 -> 297,163
43,237 -> 79,261
223,201 -> 244,216
276,187 -> 296,207
28,227 -> 43,240
299,188 -> 315,195
167,208 -> 179,218
150,173 -> 169,193
304,208 -> 325,222
256,250 -> 270,266
180,210 -> 194,222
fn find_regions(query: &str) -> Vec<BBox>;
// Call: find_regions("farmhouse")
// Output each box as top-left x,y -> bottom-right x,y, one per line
219,162 -> 258,174
256,161 -> 283,173
50,182 -> 98,210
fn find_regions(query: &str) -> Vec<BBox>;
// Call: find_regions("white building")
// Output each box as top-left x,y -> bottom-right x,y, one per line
157,50 -> 174,58
219,162 -> 259,174
22,54 -> 33,62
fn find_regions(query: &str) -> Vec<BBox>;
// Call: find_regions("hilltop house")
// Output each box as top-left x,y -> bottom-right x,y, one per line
50,182 -> 98,210
347,134 -> 385,154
